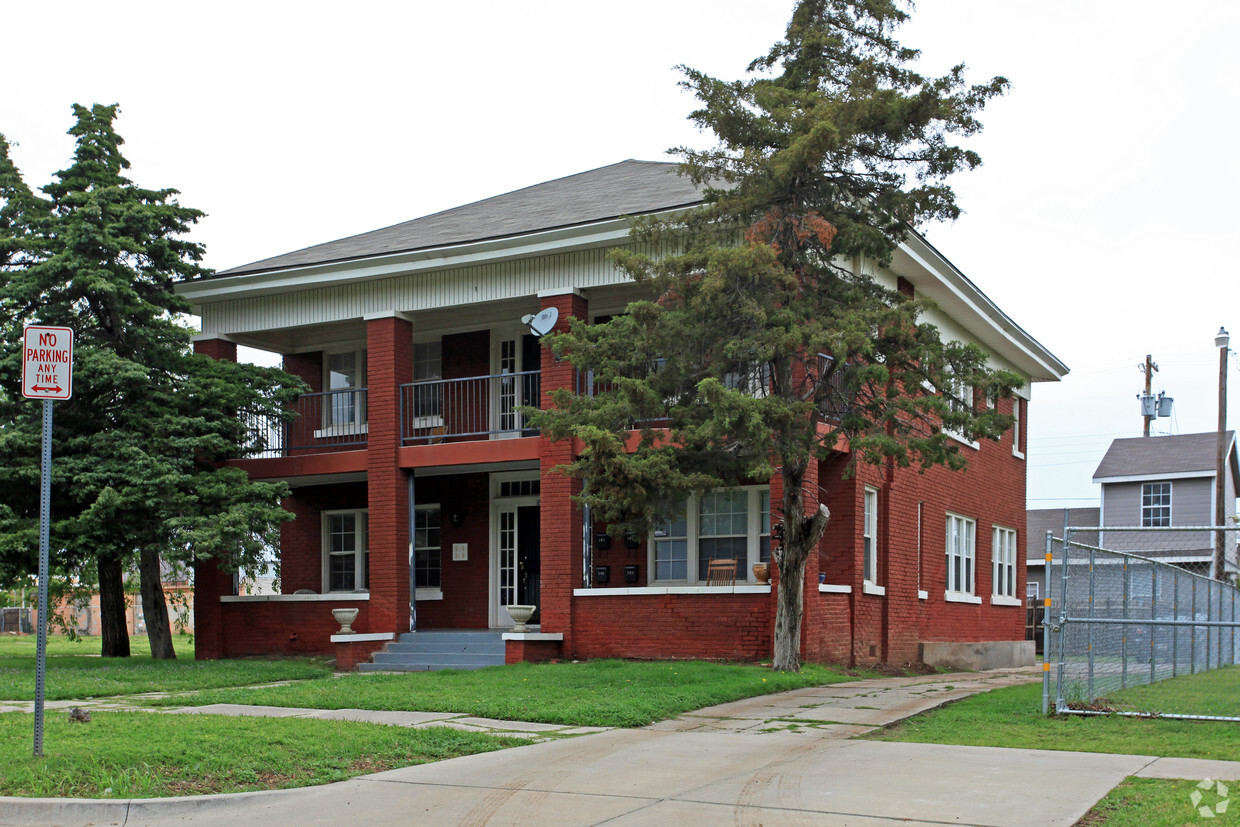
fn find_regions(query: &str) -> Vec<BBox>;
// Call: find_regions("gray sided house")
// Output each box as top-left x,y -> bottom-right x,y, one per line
1025,507 -> 1098,602
1092,431 -> 1239,576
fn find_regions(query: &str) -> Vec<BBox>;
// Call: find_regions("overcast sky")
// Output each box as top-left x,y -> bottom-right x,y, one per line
5,0 -> 1238,512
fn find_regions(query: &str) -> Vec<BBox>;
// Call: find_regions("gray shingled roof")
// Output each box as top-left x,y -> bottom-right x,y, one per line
1027,507 -> 1099,552
214,160 -> 702,278
1092,431 -> 1237,480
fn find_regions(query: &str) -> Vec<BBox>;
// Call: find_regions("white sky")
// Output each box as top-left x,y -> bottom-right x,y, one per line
5,0 -> 1238,511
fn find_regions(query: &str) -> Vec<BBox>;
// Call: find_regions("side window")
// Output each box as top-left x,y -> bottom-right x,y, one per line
945,513 -> 976,595
1141,482 -> 1171,527
863,487 -> 878,583
992,526 -> 1017,598
414,505 -> 442,590
324,510 -> 368,592
325,349 -> 367,428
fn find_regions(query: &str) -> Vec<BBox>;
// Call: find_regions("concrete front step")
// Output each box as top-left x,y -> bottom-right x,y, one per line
359,630 -> 508,672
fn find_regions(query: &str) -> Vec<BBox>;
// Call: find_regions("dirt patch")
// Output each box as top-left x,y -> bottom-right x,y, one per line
848,662 -> 940,678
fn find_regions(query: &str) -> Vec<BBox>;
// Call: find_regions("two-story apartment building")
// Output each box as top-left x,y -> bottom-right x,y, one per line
180,160 -> 1067,669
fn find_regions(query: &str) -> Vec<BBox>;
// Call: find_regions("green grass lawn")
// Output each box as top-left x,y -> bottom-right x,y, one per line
1,710 -> 527,798
1094,665 -> 1240,719
0,635 -> 334,701
868,681 -> 1240,761
1080,778 -> 1239,827
144,659 -> 856,728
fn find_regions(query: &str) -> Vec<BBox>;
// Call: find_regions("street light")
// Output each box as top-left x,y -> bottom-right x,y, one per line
1215,327 -> 1229,581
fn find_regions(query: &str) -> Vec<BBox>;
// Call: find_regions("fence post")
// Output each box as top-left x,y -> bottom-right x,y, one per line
1191,579 -> 1198,675
1088,545 -> 1096,701
1121,559 -> 1129,689
1042,531 -> 1052,715
1056,526 -> 1071,713
1173,569 -> 1180,677
1149,565 -> 1158,684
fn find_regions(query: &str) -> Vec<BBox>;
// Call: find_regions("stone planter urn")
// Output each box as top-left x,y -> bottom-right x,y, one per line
506,604 -> 537,633
752,562 -> 771,585
331,607 -> 359,634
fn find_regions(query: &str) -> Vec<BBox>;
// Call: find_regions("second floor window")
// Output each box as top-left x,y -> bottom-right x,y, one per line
1141,482 -> 1171,527
326,350 -> 366,428
411,340 -> 443,421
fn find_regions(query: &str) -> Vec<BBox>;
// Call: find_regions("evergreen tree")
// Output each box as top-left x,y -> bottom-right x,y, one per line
532,0 -> 1019,670
0,104 -> 302,658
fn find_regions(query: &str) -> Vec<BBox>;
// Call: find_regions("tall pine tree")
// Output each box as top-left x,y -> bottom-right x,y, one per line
0,104 -> 302,658
533,0 -> 1018,670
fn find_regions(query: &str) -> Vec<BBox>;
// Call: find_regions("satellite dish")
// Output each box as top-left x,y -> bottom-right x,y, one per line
527,307 -> 559,337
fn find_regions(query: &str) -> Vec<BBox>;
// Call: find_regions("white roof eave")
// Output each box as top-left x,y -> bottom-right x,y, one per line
894,232 -> 1069,383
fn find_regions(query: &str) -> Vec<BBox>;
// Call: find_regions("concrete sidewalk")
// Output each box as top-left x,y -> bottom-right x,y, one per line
5,668 -> 1240,826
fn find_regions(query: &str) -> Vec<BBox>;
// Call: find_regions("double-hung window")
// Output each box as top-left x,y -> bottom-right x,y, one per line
1141,482 -> 1171,527
945,513 -> 976,597
324,509 -> 368,593
324,350 -> 367,432
652,487 -> 770,583
863,486 -> 879,584
992,526 -> 1017,599
414,505 -> 442,594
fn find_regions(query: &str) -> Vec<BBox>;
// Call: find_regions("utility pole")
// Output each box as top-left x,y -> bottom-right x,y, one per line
1215,327 -> 1229,581
1141,354 -> 1159,437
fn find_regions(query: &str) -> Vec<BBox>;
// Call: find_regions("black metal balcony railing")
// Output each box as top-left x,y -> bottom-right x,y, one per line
400,370 -> 541,444
241,388 -> 368,459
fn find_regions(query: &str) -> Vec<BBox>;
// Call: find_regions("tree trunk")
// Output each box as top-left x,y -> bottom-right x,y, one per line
97,553 -> 130,658
139,546 -> 176,660
771,459 -> 829,672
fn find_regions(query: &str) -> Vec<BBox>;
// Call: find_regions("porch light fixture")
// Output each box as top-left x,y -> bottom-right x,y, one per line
451,512 -> 463,528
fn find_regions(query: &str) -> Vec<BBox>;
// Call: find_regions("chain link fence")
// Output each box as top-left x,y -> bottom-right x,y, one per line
1044,526 -> 1240,721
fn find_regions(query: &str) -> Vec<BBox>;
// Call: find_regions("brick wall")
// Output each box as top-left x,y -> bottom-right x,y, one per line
367,316 -> 413,634
217,599 -> 370,657
569,593 -> 775,660
411,473 -> 492,629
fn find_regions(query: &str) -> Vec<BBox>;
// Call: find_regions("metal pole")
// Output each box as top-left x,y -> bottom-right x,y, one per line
1088,545 -> 1096,700
1191,579 -> 1198,675
1055,522 -> 1071,713
1121,560 -> 1129,688
407,471 -> 416,633
1042,531 -> 1052,715
1215,329 -> 1228,580
1173,570 -> 1180,677
1150,566 -> 1158,684
34,399 -> 52,758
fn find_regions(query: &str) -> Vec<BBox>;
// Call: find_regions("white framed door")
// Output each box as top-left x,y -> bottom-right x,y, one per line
491,332 -> 541,438
490,472 -> 540,627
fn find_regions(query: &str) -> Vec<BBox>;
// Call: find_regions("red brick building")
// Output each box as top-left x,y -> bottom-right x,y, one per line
180,161 -> 1067,669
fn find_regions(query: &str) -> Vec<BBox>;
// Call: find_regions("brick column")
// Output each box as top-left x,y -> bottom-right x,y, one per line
366,314 -> 413,634
192,336 -> 238,659
537,289 -> 588,655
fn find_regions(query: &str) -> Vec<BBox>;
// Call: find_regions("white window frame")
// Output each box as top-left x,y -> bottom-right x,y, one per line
322,509 -> 368,594
992,526 -> 1018,604
1141,482 -> 1172,527
945,513 -> 978,602
409,339 -> 444,428
414,503 -> 442,600
650,486 -> 770,584
943,378 -> 978,448
317,348 -> 368,437
863,486 -> 879,586
1011,396 -> 1025,459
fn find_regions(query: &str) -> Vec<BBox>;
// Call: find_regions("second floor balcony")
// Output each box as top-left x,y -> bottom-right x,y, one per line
242,370 -> 542,458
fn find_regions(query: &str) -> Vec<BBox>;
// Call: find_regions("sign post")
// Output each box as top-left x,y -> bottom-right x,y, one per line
22,325 -> 73,758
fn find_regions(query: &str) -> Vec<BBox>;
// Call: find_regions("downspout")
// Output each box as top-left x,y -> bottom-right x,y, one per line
414,466 -> 424,634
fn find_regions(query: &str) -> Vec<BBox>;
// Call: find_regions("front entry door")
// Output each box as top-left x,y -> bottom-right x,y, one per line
495,502 -> 540,626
